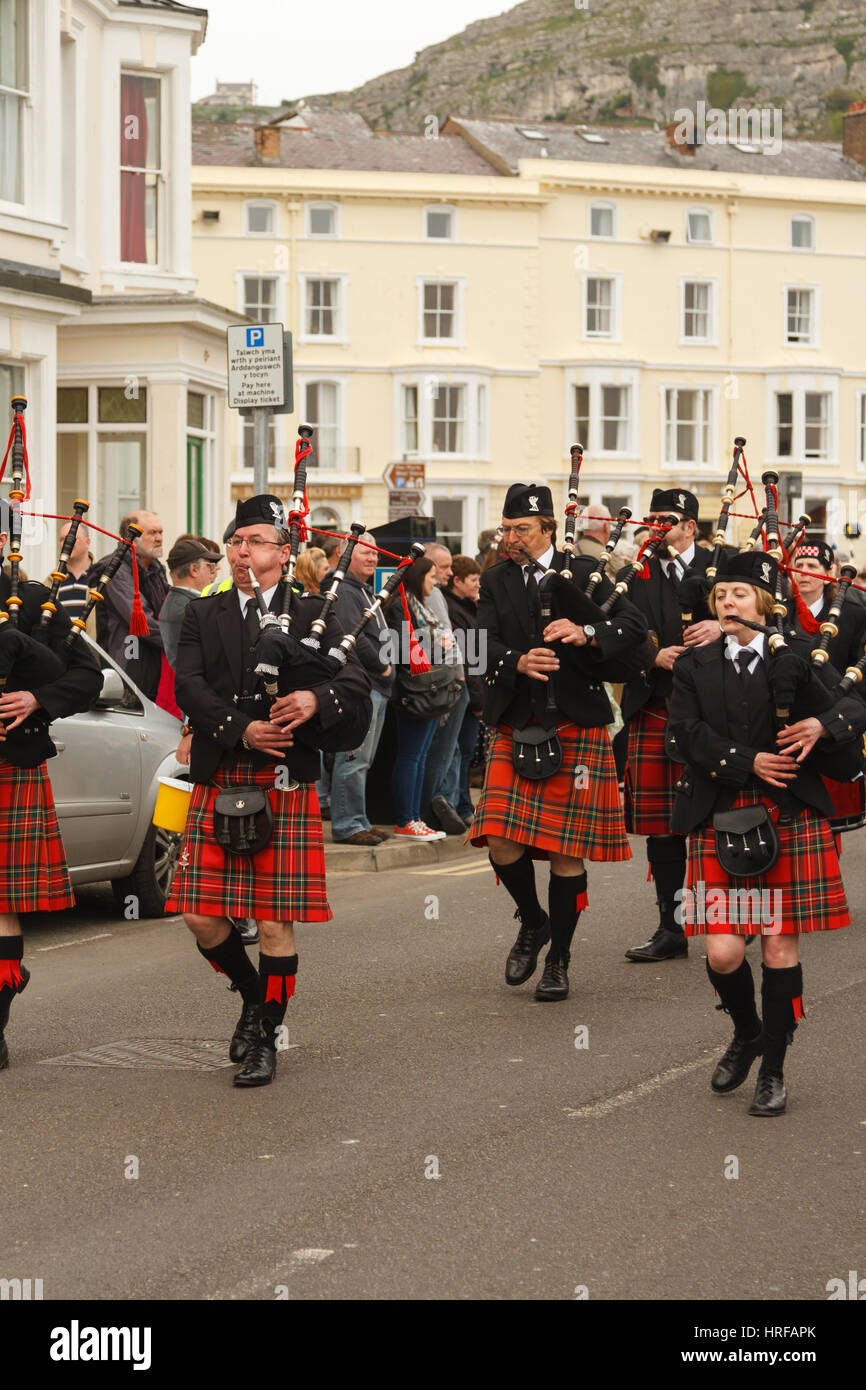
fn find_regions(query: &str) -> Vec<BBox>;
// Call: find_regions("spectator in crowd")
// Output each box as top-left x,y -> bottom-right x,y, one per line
295,546 -> 329,595
321,535 -> 345,572
475,528 -> 497,566
419,542 -> 469,835
481,531 -> 503,572
387,557 -> 447,841
201,521 -> 237,596
50,520 -> 93,624
86,510 -> 168,701
159,537 -> 222,670
443,556 -> 484,827
326,534 -> 394,845
574,505 -> 628,573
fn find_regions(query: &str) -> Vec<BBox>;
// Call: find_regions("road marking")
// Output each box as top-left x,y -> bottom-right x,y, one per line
408,862 -> 490,878
37,933 -> 113,952
564,1052 -> 717,1120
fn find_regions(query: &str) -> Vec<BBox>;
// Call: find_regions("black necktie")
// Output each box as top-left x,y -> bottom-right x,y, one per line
735,650 -> 756,683
666,560 -> 681,591
243,599 -> 260,646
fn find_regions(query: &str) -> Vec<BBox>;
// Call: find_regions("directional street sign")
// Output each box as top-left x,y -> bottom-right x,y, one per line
227,323 -> 286,409
388,488 -> 426,522
383,461 -> 426,491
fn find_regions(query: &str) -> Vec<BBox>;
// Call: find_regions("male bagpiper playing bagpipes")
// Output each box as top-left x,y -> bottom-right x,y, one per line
167,492 -> 371,1087
0,402 -> 102,1069
621,488 -> 719,963
468,482 -> 648,1000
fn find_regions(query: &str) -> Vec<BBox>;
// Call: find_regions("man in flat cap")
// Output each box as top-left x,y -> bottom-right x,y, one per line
620,487 -> 719,963
159,537 -> 223,671
167,494 -> 371,1088
468,483 -> 648,1001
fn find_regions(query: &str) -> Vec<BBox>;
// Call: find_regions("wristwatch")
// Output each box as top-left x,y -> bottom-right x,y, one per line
583,624 -> 596,641
242,730 -> 252,751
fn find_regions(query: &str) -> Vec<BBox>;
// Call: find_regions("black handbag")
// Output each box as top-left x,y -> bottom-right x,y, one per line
511,724 -> 563,780
712,806 -> 780,878
396,665 -> 463,721
213,784 -> 274,856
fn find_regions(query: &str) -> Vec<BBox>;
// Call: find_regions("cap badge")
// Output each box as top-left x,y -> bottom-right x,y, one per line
677,492 -> 686,509
760,561 -> 771,583
528,495 -> 539,513
269,500 -> 285,527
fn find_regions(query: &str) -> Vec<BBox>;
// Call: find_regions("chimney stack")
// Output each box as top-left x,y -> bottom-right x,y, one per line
843,100 -> 866,169
254,125 -> 281,162
665,122 -> 698,156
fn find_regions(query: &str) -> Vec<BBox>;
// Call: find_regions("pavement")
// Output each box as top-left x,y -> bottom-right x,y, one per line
2,830 -> 865,1303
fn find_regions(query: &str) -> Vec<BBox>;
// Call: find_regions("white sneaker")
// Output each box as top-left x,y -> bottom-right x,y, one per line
414,820 -> 446,841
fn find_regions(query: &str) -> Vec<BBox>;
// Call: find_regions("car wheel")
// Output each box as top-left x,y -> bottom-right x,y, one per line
112,823 -> 183,918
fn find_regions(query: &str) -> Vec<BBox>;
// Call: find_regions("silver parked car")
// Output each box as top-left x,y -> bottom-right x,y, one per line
46,638 -> 186,916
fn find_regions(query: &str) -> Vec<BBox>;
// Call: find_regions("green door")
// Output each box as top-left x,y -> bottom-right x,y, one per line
186,436 -> 204,534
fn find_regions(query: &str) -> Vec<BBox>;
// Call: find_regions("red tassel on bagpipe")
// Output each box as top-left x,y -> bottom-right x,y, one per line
789,578 -> 821,636
128,545 -> 150,637
400,586 -> 432,674
264,974 -> 297,1005
0,410 -> 32,500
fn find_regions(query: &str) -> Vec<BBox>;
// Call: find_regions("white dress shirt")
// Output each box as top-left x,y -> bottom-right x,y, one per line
661,540 -> 696,580
521,543 -> 555,584
238,582 -> 279,617
724,629 -> 766,674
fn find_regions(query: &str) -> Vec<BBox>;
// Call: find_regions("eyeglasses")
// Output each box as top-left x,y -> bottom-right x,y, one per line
500,524 -> 538,538
225,537 -> 281,551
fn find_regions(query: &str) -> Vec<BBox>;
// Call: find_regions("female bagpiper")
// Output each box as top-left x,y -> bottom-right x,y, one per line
666,551 -> 866,1115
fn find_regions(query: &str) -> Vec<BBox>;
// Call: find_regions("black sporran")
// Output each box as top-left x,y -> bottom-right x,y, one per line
212,785 -> 274,856
712,805 -> 780,878
511,724 -> 563,781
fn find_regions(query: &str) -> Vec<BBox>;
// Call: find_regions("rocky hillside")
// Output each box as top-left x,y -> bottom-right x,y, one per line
289,0 -> 866,139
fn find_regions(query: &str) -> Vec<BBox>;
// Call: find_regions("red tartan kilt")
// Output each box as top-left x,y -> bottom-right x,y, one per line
468,721 -> 631,862
166,758 -> 332,922
683,788 -> 849,936
822,774 -> 866,834
0,760 -> 75,913
624,701 -> 681,836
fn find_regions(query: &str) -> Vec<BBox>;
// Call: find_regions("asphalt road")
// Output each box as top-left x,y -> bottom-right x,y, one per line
2,841 -> 864,1303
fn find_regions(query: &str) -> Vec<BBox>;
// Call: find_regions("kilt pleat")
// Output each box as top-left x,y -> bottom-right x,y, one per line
166,759 -> 332,922
624,701 -> 681,836
0,760 -> 75,913
682,788 -> 849,936
468,722 -> 631,862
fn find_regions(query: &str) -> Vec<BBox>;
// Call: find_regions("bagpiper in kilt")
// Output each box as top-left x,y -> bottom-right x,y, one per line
0,503 -> 102,1070
621,487 -> 719,964
468,483 -> 647,1002
666,550 -> 866,1116
168,494 -> 371,1088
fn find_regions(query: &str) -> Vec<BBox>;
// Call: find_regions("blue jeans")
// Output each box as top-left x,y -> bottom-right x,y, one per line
453,710 -> 481,819
421,680 -> 470,823
392,708 -> 440,826
330,689 -> 389,838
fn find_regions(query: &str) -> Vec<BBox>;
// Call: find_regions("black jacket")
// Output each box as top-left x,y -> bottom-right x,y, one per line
788,588 -> 866,676
478,551 -> 648,729
86,550 -> 168,701
666,634 -> 866,834
443,587 -> 484,714
175,581 -> 371,785
323,570 -> 394,698
0,574 -> 102,768
621,547 -> 715,720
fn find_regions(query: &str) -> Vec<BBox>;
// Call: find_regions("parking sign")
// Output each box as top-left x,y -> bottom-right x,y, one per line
227,323 -> 286,408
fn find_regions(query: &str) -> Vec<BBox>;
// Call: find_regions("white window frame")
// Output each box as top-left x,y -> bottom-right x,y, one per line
661,385 -> 717,471
296,375 -> 348,472
685,207 -> 714,245
565,367 -> 640,459
234,269 -> 286,324
243,200 -> 278,236
0,0 -> 30,209
402,383 -> 419,455
581,272 -> 621,342
790,214 -> 815,252
56,381 -> 151,524
784,283 -> 820,348
680,277 -> 718,346
764,375 -> 838,467
588,200 -> 617,240
393,372 -> 489,461
424,204 -> 457,241
416,276 -> 466,347
119,69 -> 164,269
298,272 -> 350,345
858,391 -> 866,471
304,200 -> 340,239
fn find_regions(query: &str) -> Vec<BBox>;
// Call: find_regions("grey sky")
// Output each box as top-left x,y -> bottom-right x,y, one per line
191,0 -> 513,107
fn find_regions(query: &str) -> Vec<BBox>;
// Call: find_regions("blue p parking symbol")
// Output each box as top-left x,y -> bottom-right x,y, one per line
246,327 -> 264,346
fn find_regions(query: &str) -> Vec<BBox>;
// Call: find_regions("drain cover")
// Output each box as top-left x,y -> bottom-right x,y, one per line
40,1039 -> 233,1070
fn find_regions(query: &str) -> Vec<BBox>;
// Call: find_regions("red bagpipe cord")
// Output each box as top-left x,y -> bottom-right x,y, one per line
264,974 -> 296,1005
287,435 -> 312,543
399,586 -> 432,674
0,411 -> 32,500
0,959 -> 25,991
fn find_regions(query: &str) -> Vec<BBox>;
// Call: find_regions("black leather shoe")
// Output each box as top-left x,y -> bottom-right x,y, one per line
711,1031 -> 763,1093
535,950 -> 570,1001
625,927 -> 688,962
505,910 -> 550,986
748,1070 -> 787,1116
233,1041 -> 277,1087
432,796 -> 469,835
229,1002 -> 262,1063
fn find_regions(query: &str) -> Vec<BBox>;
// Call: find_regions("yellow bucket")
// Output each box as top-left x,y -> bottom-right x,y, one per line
152,776 -> 193,834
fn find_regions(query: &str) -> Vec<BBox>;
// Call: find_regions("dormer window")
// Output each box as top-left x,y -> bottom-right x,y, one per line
243,201 -> 277,236
686,208 -> 713,244
589,202 -> 616,239
425,206 -> 456,240
306,202 -> 339,238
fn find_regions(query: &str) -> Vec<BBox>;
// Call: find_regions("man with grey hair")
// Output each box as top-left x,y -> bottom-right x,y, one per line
574,504 -> 628,574
419,541 -> 470,835
325,533 -> 394,845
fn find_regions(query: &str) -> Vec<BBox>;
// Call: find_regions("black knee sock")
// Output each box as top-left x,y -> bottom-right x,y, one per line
548,871 -> 588,960
259,954 -> 298,1049
489,851 -> 544,928
198,928 -> 260,1005
0,937 -> 26,1033
647,835 -> 687,932
759,963 -> 803,1076
706,958 -> 761,1040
